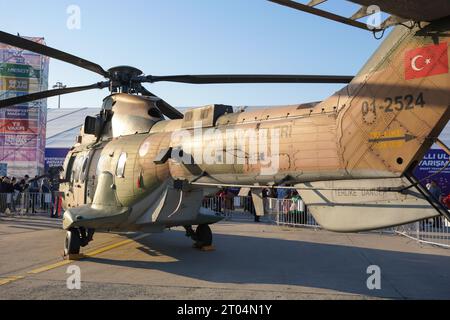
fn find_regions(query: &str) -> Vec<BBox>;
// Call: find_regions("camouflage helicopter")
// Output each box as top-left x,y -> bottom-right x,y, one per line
0,0 -> 449,256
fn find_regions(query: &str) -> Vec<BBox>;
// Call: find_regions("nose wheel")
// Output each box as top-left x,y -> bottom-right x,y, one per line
64,229 -> 81,256
64,228 -> 95,256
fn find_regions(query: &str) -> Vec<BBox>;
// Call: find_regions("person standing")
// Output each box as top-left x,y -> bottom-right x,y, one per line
10,177 -> 18,212
427,181 -> 443,228
0,177 -> 6,213
3,177 -> 14,215
289,191 -> 302,225
428,180 -> 442,202
247,190 -> 258,222
443,193 -> 450,209
29,176 -> 40,214
41,178 -> 52,215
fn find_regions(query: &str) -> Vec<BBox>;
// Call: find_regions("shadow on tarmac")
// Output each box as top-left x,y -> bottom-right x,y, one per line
83,228 -> 450,299
1,215 -> 61,230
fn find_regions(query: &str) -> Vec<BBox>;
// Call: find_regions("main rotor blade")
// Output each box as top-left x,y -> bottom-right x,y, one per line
143,74 -> 353,84
140,86 -> 184,119
0,30 -> 109,77
0,81 -> 110,108
267,0 -> 372,31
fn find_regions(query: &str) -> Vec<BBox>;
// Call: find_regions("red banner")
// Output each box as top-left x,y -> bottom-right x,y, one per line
0,119 -> 39,134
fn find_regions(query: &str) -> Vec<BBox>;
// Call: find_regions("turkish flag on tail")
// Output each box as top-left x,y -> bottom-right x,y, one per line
405,43 -> 448,80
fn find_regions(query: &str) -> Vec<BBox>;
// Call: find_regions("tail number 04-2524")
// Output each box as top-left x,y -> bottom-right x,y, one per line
361,93 -> 426,119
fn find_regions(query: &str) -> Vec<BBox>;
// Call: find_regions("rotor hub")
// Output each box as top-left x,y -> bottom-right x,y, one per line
107,66 -> 143,93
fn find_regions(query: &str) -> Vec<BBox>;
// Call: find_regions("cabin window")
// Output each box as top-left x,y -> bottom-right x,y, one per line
80,156 -> 89,183
65,155 -> 76,182
74,155 -> 88,183
185,111 -> 193,121
73,155 -> 84,183
200,109 -> 209,119
96,154 -> 107,176
116,152 -> 127,178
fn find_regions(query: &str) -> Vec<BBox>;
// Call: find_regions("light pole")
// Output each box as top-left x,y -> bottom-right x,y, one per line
52,81 -> 66,109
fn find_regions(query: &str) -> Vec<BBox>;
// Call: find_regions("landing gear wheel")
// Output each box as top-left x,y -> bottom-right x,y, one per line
194,224 -> 212,248
79,228 -> 95,247
64,229 -> 81,256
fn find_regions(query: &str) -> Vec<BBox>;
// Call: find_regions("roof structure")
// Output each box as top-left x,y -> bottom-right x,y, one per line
46,107 -> 99,148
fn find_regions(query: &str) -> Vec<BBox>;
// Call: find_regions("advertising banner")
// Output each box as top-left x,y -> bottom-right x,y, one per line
45,148 -> 69,171
0,77 -> 30,92
0,148 -> 37,162
0,134 -> 38,148
0,50 -> 43,68
414,149 -> 450,195
0,36 -> 48,177
0,106 -> 39,120
0,163 -> 7,176
0,90 -> 28,100
0,119 -> 39,134
0,37 -> 47,68
0,63 -> 40,78
0,77 -> 41,92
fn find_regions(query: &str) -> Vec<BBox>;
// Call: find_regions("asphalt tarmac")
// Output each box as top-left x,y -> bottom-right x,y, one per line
0,214 -> 449,300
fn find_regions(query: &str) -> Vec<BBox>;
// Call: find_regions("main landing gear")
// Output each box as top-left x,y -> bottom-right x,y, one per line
64,227 -> 95,256
184,224 -> 213,249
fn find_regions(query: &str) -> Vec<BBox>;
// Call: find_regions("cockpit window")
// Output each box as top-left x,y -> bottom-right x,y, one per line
116,152 -> 127,178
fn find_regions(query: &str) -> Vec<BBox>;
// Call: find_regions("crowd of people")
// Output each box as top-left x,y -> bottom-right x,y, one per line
0,174 -> 60,216
263,188 -> 307,224
427,180 -> 450,208
208,182 -> 449,227
426,180 -> 450,228
209,187 -> 307,224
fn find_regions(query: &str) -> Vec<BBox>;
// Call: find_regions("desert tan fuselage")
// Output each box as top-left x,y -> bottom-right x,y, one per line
61,19 -> 449,233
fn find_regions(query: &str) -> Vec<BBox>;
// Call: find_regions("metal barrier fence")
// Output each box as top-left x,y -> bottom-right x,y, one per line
391,219 -> 450,248
202,196 -> 450,249
0,192 -> 63,217
202,196 -> 256,220
265,198 -> 319,228
2,192 -> 448,248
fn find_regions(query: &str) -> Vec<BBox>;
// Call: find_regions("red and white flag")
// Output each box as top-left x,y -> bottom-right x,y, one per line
405,43 -> 448,80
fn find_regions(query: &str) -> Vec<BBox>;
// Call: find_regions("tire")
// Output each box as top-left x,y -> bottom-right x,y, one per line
195,224 -> 212,247
64,229 -> 81,255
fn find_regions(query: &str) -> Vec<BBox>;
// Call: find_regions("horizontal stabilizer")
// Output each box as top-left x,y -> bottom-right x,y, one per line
296,177 -> 440,232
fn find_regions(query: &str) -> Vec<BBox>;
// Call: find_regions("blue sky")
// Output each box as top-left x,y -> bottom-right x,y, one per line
0,0 -> 388,109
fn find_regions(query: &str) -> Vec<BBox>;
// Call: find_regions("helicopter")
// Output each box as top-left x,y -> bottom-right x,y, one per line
0,0 -> 449,256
